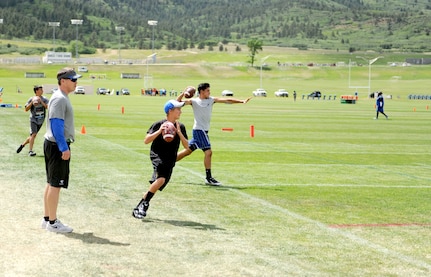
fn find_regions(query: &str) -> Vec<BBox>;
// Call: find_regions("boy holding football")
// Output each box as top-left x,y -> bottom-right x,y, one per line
16,85 -> 49,156
133,100 -> 189,219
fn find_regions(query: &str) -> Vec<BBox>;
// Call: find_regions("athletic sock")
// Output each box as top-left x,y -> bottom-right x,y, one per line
137,199 -> 145,207
206,169 -> 212,179
143,191 -> 154,202
49,219 -> 56,225
44,216 -> 49,222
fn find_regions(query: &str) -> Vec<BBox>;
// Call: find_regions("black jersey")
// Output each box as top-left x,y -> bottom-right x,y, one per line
147,119 -> 188,165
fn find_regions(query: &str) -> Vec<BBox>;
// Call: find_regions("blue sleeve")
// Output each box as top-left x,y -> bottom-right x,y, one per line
51,118 -> 69,152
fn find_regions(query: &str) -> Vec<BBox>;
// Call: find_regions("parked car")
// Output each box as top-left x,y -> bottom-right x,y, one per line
78,66 -> 88,73
121,88 -> 130,95
274,89 -> 289,97
74,86 -> 85,94
96,87 -> 110,95
308,91 -> 321,98
252,88 -> 267,97
221,90 -> 234,96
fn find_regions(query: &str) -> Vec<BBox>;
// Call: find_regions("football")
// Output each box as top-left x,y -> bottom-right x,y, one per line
32,96 -> 40,106
162,121 -> 177,142
184,86 -> 196,98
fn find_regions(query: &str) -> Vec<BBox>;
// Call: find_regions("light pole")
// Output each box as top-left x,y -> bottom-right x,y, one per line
115,26 -> 125,63
48,22 -> 60,52
0,19 -> 3,47
260,55 -> 270,88
147,20 -> 157,53
356,56 -> 383,95
71,19 -> 83,62
145,53 -> 157,90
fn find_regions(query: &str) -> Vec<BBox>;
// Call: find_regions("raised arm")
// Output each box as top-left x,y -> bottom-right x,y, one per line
176,88 -> 193,105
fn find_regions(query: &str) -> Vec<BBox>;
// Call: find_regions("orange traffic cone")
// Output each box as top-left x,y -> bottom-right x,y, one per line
81,125 -> 86,134
221,128 -> 234,132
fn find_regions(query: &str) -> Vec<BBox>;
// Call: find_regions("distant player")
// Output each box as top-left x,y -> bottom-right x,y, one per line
375,91 -> 388,119
16,85 -> 49,156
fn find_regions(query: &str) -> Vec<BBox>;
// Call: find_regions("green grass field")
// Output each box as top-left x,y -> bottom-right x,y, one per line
1,53 -> 430,276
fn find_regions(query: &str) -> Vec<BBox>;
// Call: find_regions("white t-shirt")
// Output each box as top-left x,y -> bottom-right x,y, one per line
191,97 -> 215,131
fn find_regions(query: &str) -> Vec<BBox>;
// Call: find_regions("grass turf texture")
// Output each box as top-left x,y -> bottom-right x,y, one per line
1,56 -> 431,275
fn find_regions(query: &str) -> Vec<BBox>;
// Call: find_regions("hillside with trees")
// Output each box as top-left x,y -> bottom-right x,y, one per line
1,0 -> 431,55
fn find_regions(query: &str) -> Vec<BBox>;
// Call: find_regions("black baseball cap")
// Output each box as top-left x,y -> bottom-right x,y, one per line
57,68 -> 82,81
33,85 -> 43,93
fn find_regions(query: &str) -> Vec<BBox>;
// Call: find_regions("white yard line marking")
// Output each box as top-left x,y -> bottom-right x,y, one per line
234,190 -> 431,271
228,183 -> 431,189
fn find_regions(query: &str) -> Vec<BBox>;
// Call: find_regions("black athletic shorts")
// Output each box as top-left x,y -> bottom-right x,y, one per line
44,139 -> 70,189
150,157 -> 174,191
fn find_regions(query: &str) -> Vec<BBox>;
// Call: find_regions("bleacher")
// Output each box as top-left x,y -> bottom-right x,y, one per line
408,94 -> 431,100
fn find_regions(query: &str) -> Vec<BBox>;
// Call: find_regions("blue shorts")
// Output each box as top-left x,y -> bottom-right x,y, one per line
189,129 -> 211,152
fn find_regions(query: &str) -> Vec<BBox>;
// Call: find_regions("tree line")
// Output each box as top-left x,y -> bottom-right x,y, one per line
1,0 -> 431,53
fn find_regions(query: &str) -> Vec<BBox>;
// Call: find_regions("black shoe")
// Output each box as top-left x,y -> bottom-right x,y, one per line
132,201 -> 149,219
205,177 -> 222,186
16,144 -> 24,153
142,201 -> 149,212
132,208 -> 145,219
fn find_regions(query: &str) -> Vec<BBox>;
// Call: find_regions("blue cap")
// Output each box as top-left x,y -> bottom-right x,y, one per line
164,100 -> 185,114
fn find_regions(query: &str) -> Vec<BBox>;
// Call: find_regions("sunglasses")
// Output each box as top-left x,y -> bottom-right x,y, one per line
69,78 -> 78,82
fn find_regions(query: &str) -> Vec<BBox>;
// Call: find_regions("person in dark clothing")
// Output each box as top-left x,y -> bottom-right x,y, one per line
132,100 -> 189,219
375,92 -> 388,119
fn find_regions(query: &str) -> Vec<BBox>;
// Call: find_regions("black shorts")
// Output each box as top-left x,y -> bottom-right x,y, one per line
44,139 -> 70,188
30,122 -> 43,135
149,157 -> 174,191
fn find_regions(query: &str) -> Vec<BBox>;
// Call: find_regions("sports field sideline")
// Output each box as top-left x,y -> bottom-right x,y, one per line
1,74 -> 431,275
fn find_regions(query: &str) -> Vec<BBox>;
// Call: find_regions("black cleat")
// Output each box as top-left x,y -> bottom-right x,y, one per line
205,177 -> 222,186
132,201 -> 149,219
16,145 -> 24,153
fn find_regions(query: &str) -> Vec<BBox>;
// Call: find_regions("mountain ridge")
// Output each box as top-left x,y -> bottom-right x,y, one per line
0,0 -> 431,53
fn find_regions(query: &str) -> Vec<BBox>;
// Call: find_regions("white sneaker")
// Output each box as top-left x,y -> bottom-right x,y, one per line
41,218 -> 48,229
46,219 -> 73,233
